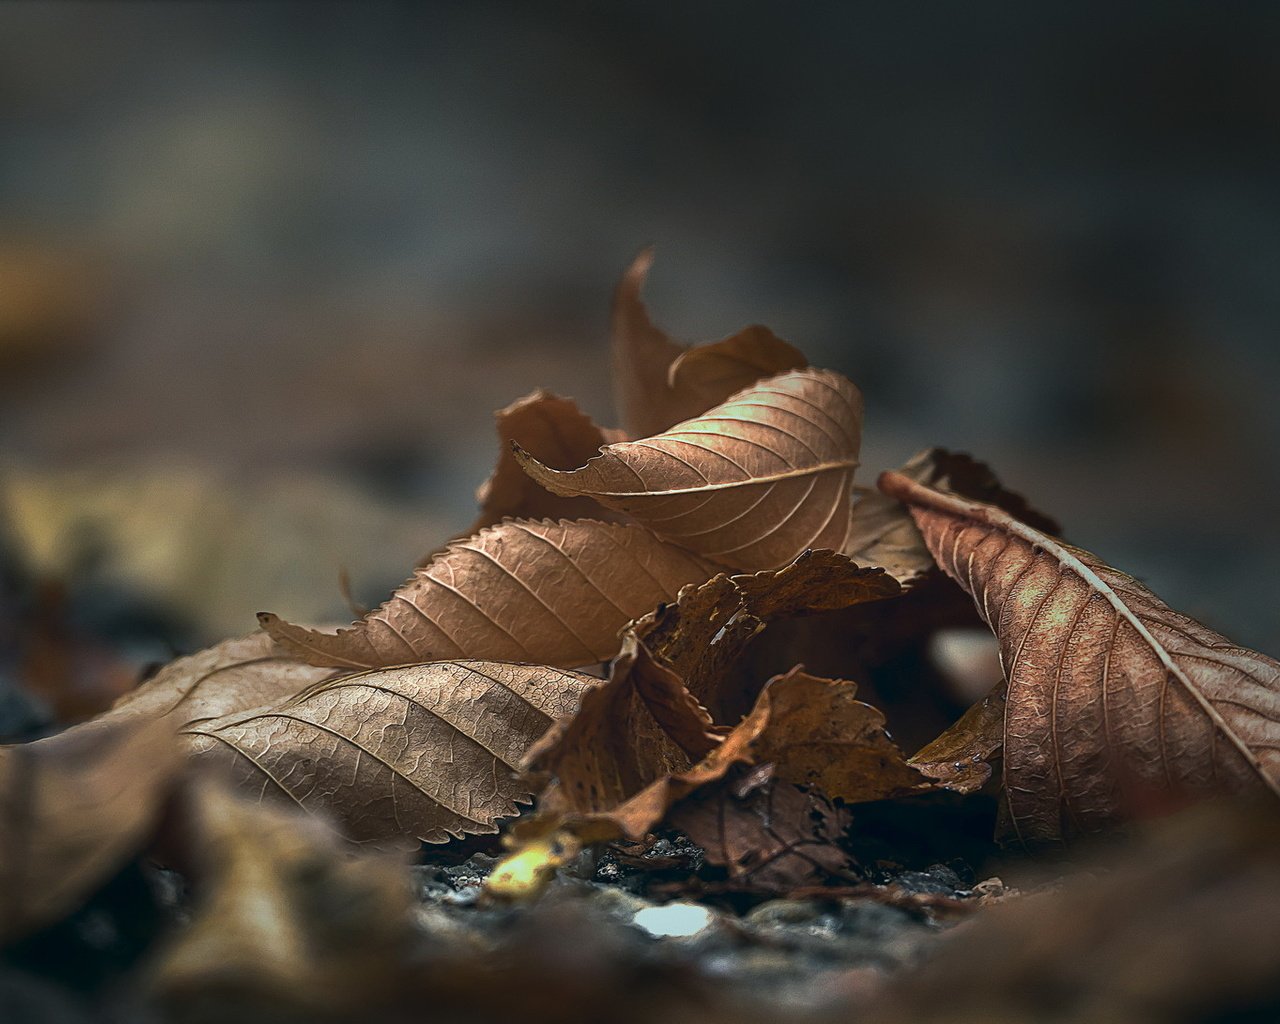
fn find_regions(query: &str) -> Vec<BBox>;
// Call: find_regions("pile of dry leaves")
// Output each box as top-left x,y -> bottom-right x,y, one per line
3,250 -> 1280,1023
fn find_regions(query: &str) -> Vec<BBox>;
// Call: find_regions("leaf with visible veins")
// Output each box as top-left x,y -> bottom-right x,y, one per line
182,660 -> 597,846
511,551 -> 902,845
464,389 -> 626,539
107,631 -> 337,729
516,368 -> 862,572
880,470 -> 1280,845
260,519 -> 717,671
845,448 -> 1060,586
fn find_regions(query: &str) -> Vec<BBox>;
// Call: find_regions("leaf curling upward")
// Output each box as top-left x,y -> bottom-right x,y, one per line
880,470 -> 1280,846
845,447 -> 1060,586
515,368 -> 861,572
464,389 -> 625,539
611,248 -> 807,439
515,550 -> 900,844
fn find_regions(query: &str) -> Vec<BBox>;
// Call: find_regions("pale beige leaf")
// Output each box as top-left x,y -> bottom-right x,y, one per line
107,631 -> 337,729
260,519 -> 718,670
516,368 -> 861,571
182,660 -> 596,845
611,248 -> 806,439
881,470 -> 1280,845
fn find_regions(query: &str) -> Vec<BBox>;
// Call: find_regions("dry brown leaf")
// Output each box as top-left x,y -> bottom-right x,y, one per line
611,248 -> 807,439
845,447 -> 1060,585
182,660 -> 596,846
880,470 -> 1280,845
466,389 -> 626,536
752,667 -> 935,803
908,680 -> 1008,794
668,771 -> 856,895
516,368 -> 862,571
260,519 -> 718,671
0,717 -> 180,943
147,781 -> 415,1019
106,630 -> 337,729
515,552 -> 900,844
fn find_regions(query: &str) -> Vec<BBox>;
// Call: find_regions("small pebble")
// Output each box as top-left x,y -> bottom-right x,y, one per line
632,903 -> 714,938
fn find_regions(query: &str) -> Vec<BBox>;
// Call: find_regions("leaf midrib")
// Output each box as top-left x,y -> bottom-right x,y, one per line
886,473 -> 1280,799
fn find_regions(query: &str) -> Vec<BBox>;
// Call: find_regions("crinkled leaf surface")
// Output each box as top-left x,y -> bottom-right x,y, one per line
669,771 -> 856,895
260,519 -> 717,670
611,248 -> 806,439
517,368 -> 861,571
751,667 -> 935,803
516,551 -> 899,843
880,470 -> 1280,845
183,660 -> 596,845
909,681 -> 1008,794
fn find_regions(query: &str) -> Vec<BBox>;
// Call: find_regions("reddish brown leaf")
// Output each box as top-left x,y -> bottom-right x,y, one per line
880,470 -> 1280,845
909,681 -> 1007,794
516,368 -> 862,571
517,552 -> 900,843
182,660 -> 596,846
611,248 -> 807,439
260,519 -> 717,671
669,772 -> 856,894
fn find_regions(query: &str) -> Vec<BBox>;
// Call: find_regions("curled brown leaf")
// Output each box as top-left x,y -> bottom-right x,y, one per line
465,389 -> 625,538
845,447 -> 1060,586
516,368 -> 862,571
880,470 -> 1280,845
611,248 -> 807,439
515,551 -> 900,844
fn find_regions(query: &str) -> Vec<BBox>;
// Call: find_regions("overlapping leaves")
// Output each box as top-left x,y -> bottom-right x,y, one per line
4,249 -> 1279,959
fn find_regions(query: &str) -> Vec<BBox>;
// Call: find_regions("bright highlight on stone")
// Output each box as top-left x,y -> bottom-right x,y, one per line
632,903 -> 714,938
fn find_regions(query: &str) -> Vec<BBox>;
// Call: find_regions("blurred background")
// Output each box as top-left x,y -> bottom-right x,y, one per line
1,2 -> 1278,720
